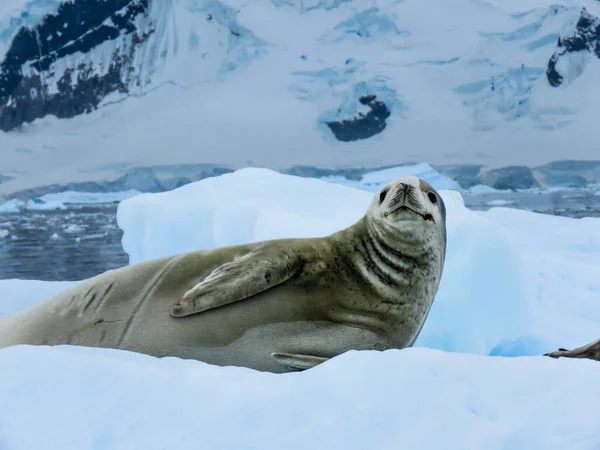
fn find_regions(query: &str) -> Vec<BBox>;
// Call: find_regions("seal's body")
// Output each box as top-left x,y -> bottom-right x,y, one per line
0,177 -> 447,373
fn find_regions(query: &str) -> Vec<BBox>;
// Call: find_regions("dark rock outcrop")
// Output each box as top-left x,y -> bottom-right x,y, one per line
547,8 -> 600,87
0,0 -> 152,131
326,94 -> 391,142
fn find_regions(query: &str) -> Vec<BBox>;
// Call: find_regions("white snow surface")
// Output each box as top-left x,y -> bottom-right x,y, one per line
468,184 -> 502,194
1,169 -> 600,448
1,344 -> 600,450
1,0 -> 600,195
487,199 -> 515,206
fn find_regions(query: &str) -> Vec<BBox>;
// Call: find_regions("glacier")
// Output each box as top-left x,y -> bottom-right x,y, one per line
1,0 -> 600,197
1,169 -> 600,449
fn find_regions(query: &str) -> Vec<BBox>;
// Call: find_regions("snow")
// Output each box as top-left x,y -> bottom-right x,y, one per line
2,0 -> 600,196
468,184 -> 501,194
118,168 -> 371,264
487,199 -> 515,206
0,229 -> 8,238
0,345 -> 600,450
1,169 -> 600,448
0,190 -> 142,212
0,0 -> 65,55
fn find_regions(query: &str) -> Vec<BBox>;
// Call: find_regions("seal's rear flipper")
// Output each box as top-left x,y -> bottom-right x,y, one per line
271,352 -> 330,371
544,338 -> 600,361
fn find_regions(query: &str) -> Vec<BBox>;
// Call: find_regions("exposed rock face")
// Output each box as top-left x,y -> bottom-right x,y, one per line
326,94 -> 391,142
0,0 -> 152,131
547,8 -> 600,87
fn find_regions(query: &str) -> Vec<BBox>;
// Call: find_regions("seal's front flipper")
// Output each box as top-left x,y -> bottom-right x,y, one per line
170,249 -> 303,318
271,352 -> 330,371
544,338 -> 600,361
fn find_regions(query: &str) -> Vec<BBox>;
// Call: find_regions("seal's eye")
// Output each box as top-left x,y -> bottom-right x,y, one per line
427,192 -> 437,204
379,189 -> 388,204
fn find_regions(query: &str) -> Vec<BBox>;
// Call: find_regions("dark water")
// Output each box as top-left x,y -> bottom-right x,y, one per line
0,206 -> 128,281
1,189 -> 599,281
463,188 -> 600,219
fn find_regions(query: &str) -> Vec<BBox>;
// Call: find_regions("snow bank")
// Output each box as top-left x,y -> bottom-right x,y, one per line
483,207 -> 600,352
0,344 -> 599,450
118,168 -> 372,264
416,191 -> 528,355
118,168 -> 528,356
487,199 -> 515,206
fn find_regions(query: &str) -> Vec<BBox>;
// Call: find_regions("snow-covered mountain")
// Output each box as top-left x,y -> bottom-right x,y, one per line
1,0 -> 600,197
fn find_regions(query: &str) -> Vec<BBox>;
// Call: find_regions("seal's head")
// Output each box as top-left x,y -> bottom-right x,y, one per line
367,176 -> 447,255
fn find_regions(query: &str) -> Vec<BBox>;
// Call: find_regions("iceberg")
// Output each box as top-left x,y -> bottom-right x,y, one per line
117,168 -> 529,356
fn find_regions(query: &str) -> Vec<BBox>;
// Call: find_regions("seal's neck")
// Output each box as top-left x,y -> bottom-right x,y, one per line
330,217 -> 434,295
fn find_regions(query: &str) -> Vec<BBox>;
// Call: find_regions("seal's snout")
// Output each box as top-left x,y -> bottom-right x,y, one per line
372,176 -> 446,231
398,182 -> 413,197
391,182 -> 415,206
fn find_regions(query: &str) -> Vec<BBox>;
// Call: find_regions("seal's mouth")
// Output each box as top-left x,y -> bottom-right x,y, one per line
388,206 -> 436,224
422,213 -> 436,224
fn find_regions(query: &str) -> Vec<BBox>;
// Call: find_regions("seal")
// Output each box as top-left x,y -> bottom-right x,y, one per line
545,338 -> 600,362
0,176 -> 447,373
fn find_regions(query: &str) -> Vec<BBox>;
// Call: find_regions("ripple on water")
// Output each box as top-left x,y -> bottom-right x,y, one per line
0,206 -> 129,281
